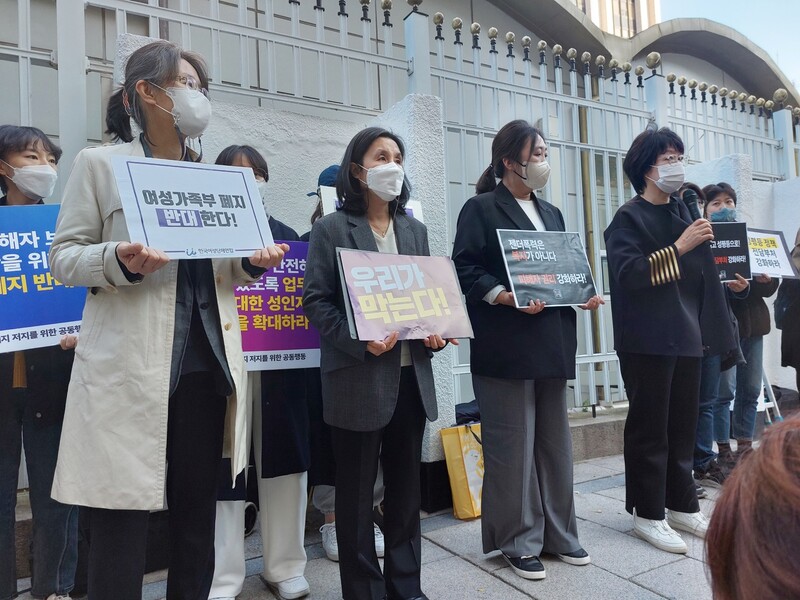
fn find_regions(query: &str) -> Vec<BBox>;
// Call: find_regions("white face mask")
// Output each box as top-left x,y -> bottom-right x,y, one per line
524,160 -> 551,190
361,162 -> 405,202
647,162 -> 685,194
257,180 -> 270,217
1,161 -> 57,200
152,83 -> 212,139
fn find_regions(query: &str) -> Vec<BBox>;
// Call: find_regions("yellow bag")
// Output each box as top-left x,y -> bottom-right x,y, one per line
440,423 -> 484,520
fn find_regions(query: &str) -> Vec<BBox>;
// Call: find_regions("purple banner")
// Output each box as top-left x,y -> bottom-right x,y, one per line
235,241 -> 320,370
338,250 -> 473,342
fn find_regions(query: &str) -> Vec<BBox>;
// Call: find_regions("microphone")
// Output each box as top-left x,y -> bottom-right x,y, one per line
681,189 -> 703,221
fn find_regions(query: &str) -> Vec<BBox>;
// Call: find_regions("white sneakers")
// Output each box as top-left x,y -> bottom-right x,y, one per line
319,521 -> 385,562
265,575 -> 310,600
46,595 -> 71,600
320,522 -> 339,561
667,509 -> 709,539
633,511 -> 687,554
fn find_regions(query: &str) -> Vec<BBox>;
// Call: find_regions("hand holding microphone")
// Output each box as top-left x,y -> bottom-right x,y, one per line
675,188 -> 714,256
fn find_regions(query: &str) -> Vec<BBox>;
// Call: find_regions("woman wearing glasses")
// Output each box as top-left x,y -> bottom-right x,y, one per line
49,41 -> 287,599
604,127 -> 734,554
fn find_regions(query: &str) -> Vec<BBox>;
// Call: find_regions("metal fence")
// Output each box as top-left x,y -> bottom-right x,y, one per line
3,0 -> 798,412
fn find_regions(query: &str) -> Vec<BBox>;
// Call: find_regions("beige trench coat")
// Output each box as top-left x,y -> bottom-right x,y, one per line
49,138 -> 255,510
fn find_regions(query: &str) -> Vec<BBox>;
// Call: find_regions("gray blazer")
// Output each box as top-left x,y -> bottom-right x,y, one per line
303,210 -> 438,431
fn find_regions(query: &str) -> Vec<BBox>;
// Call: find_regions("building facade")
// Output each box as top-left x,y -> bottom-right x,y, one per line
3,0 -> 799,468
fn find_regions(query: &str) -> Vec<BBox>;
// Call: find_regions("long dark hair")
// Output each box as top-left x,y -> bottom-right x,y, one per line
214,145 -> 269,181
105,40 -> 209,143
335,127 -> 410,215
476,120 -> 541,194
0,125 -> 62,194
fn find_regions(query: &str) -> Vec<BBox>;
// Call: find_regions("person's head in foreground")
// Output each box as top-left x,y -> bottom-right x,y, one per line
706,415 -> 800,599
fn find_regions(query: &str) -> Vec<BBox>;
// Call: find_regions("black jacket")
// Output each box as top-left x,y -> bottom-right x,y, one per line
1,346 -> 74,425
259,217 -> 310,477
452,182 -> 578,380
731,277 -> 779,339
604,196 -> 737,359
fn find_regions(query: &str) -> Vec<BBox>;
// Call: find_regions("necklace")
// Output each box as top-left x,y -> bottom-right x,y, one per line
370,218 -> 392,237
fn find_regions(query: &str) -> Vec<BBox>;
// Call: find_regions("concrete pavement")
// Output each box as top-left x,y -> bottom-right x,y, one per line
132,453 -> 716,600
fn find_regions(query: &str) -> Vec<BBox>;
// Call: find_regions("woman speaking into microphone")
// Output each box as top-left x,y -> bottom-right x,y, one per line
604,127 -> 735,554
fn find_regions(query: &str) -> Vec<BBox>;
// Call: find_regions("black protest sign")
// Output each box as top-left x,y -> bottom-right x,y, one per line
497,230 -> 597,307
710,222 -> 751,282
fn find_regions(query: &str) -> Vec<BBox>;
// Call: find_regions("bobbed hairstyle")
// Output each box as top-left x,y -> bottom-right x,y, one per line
476,120 -> 541,194
106,40 -> 209,143
701,182 -> 737,217
623,127 -> 684,195
706,415 -> 800,600
214,145 -> 269,182
0,125 -> 62,194
335,127 -> 409,216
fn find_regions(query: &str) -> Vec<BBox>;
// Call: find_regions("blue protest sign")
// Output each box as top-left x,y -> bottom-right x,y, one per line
0,205 -> 85,352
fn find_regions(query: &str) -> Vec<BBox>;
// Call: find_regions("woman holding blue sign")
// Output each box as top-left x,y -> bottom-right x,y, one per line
452,120 -> 602,581
304,127 -> 453,600
209,145 -> 310,600
0,125 -> 78,600
49,41 -> 288,600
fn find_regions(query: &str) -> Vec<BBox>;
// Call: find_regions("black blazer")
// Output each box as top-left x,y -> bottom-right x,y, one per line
452,182 -> 578,380
0,346 -> 74,425
302,210 -> 438,431
257,216 -> 311,477
604,196 -> 737,358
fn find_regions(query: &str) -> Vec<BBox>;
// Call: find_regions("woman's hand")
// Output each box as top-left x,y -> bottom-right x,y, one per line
116,242 -> 170,275
60,334 -> 78,350
496,291 -> 546,314
755,274 -> 772,284
367,331 -> 399,356
727,273 -> 750,293
578,295 -> 606,310
674,219 -> 714,256
248,243 -> 290,270
423,334 -> 460,350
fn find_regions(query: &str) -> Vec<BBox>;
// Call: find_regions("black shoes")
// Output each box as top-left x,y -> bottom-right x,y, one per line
555,547 -> 591,566
502,553 -> 547,580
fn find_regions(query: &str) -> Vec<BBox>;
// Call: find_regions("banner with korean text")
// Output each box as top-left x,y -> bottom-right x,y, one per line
747,228 -> 798,278
112,156 -> 274,260
0,205 -> 84,352
497,230 -> 596,307
235,241 -> 320,370
711,222 -> 751,282
337,250 -> 473,342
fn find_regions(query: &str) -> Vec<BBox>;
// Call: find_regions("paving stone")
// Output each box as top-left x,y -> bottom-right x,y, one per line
573,460 -> 621,484
631,556 -> 713,600
574,489 -> 633,533
423,517 -> 507,573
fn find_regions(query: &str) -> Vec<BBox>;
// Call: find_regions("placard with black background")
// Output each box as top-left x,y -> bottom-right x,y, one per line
497,229 -> 597,307
711,222 -> 751,282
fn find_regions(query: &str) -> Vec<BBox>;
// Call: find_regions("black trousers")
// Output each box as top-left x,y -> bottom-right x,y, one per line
331,367 -> 426,600
86,372 -> 227,600
618,352 -> 701,520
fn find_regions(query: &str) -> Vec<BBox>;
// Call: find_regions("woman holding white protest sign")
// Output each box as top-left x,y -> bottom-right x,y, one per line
452,120 -> 602,581
49,41 -> 287,600
303,127 -> 455,600
0,125 -> 78,600
209,145 -> 310,600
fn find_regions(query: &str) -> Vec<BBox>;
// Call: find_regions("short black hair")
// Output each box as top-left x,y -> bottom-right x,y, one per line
335,127 -> 409,215
214,145 -> 269,182
702,182 -> 738,217
0,125 -> 62,194
623,127 -> 684,195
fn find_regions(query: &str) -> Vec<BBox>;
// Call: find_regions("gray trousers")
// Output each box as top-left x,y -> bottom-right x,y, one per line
474,375 -> 580,557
